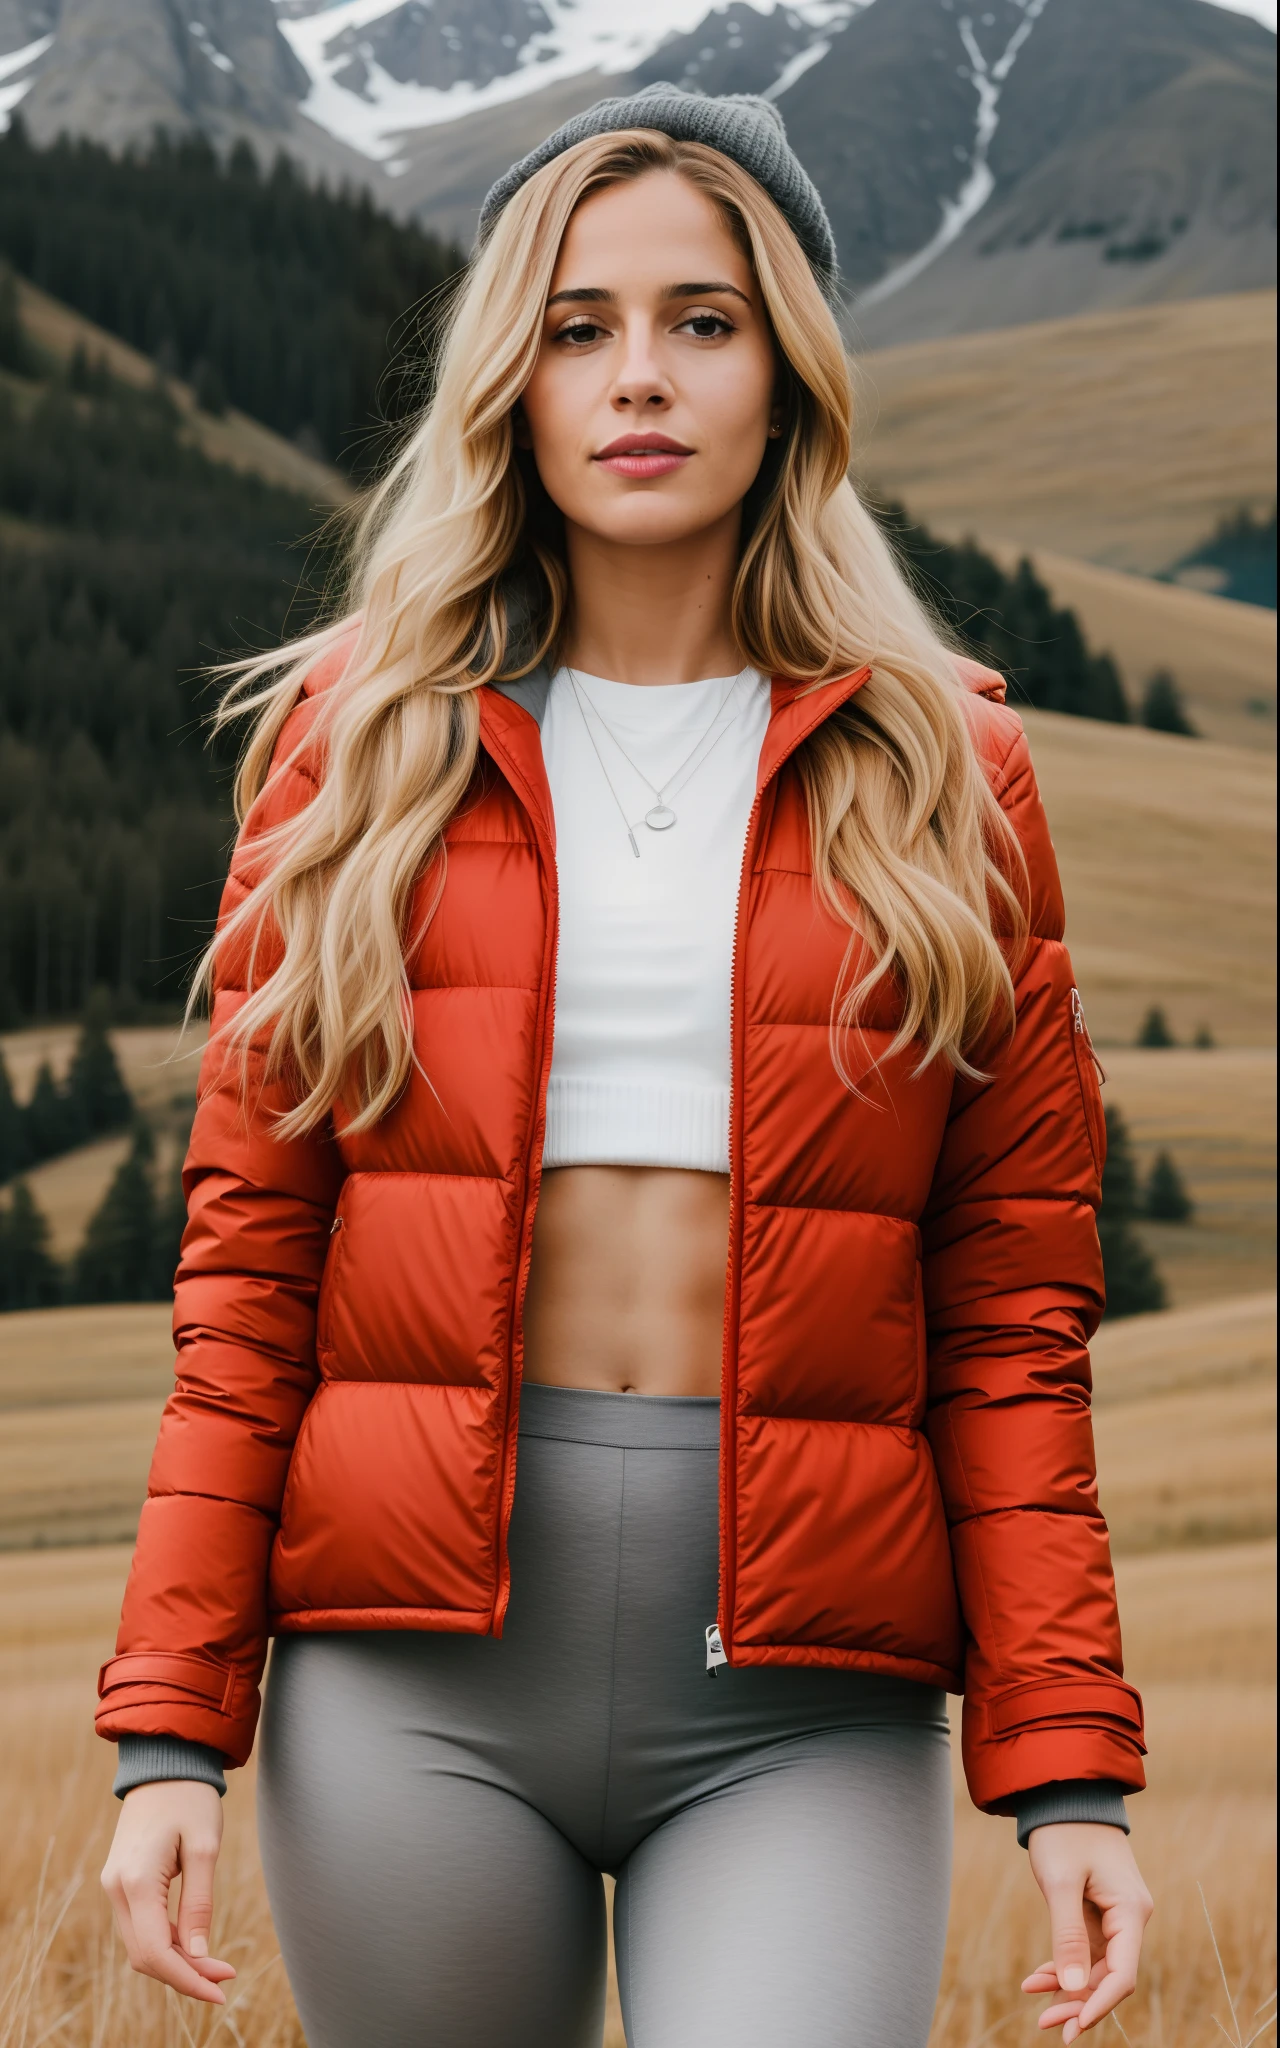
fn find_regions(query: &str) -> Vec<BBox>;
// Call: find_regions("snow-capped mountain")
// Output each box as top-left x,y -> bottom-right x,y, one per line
273,1 -> 862,167
3,0 -> 1275,342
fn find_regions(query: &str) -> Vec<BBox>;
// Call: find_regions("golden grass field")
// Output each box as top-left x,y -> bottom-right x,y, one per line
0,1284 -> 1273,2047
1021,712 -> 1275,1050
855,291 -> 1277,580
856,292 -> 1278,755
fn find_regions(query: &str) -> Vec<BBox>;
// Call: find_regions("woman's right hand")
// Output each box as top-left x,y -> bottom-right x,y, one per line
101,1781 -> 237,2004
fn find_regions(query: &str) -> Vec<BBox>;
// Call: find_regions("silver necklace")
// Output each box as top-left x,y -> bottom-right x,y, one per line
565,666 -> 746,854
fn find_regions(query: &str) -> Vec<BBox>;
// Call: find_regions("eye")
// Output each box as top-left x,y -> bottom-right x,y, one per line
555,318 -> 608,347
676,310 -> 736,340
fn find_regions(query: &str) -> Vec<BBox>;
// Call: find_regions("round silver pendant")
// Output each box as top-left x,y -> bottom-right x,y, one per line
645,803 -> 677,832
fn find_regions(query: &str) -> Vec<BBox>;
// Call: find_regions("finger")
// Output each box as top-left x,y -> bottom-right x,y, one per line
1045,1880 -> 1094,1998
1075,1914 -> 1146,2030
174,1837 -> 220,1962
105,1883 -> 148,1975
1038,1996 -> 1085,2028
122,1876 -> 226,2004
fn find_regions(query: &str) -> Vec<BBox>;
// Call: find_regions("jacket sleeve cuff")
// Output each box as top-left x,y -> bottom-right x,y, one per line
1014,1779 -> 1129,1849
113,1734 -> 228,1801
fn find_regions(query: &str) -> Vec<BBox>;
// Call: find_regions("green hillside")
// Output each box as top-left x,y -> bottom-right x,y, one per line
0,286 -> 335,1023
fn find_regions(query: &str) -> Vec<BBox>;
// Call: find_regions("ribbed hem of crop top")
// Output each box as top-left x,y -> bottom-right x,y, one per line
110,1733 -> 1128,1845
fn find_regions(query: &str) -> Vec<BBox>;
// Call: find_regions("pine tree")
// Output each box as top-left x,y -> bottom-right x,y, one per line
0,264 -> 35,376
1098,1106 -> 1166,1318
1193,1023 -> 1216,1049
72,1123 -> 160,1302
1136,1006 -> 1176,1048
1141,671 -> 1198,736
192,358 -> 228,417
0,1052 -> 24,1180
22,1061 -> 73,1164
0,1179 -> 62,1308
1144,1149 -> 1194,1222
152,1150 -> 188,1298
63,988 -> 133,1140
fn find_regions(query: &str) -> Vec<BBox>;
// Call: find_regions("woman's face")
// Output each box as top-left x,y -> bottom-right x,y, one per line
518,170 -> 779,550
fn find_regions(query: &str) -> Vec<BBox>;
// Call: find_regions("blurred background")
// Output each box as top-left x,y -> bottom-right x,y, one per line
0,1 -> 1274,2040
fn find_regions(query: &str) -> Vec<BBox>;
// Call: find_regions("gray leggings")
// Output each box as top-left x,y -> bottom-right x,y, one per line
258,1384 -> 953,2047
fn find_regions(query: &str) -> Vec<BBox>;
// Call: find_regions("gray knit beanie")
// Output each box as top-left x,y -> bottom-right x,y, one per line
478,83 -> 839,304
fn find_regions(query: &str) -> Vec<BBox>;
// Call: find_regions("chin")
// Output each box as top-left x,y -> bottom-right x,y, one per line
584,501 -> 730,549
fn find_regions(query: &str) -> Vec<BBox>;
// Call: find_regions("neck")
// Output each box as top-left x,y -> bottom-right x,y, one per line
560,509 -> 743,686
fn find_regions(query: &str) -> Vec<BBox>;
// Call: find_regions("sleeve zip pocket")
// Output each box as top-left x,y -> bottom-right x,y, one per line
1070,987 -> 1107,1179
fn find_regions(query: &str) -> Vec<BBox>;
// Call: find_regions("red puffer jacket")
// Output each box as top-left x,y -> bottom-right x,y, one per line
96,646 -> 1145,1813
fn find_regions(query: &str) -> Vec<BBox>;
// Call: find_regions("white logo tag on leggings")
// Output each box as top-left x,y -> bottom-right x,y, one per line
705,1623 -> 728,1676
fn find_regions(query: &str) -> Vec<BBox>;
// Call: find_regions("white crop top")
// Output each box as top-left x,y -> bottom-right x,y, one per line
541,663 -> 771,1174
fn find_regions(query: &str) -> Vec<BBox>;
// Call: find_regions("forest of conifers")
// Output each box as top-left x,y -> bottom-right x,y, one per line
1,127 -> 1143,1027
0,120 -> 463,470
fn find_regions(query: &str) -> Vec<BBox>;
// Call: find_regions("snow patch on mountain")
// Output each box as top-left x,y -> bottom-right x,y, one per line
278,0 -> 861,161
858,0 -> 1051,306
0,31 -> 53,124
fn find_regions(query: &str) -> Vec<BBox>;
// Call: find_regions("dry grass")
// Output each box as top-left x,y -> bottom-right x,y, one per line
0,1305 -> 172,1549
20,1135 -> 134,1261
1100,1052 -> 1277,1307
0,1533 -> 1272,2048
0,1291 -> 1273,2044
1020,713 -> 1276,1049
855,291 -> 1277,579
1090,1291 -> 1277,1566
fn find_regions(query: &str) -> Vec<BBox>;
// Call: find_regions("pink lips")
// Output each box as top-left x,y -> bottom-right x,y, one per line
593,432 -> 692,479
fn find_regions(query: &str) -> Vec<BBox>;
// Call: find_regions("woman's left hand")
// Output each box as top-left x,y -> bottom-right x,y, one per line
1022,1822 -> 1154,2041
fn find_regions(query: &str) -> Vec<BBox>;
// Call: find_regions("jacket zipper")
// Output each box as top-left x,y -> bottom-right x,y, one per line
717,668 -> 871,1664
483,728 -> 560,1639
717,774 -> 765,1663
1071,986 -> 1107,1083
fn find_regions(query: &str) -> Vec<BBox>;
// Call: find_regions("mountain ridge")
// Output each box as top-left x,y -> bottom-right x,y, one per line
0,0 -> 1274,342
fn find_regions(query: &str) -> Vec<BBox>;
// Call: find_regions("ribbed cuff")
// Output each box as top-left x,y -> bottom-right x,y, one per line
113,1734 -> 227,1800
1014,1779 -> 1129,1848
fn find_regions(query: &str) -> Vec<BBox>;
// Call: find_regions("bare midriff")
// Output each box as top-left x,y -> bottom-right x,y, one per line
522,1165 -> 730,1396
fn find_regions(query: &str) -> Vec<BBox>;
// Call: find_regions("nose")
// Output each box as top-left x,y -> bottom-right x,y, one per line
610,314 -> 673,413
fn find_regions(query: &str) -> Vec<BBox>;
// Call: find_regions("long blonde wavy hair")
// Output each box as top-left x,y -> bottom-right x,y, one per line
199,130 -> 1026,1137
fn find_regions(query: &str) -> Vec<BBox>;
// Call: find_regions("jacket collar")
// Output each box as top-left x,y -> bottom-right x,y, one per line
478,662 -> 874,842
759,668 -> 872,790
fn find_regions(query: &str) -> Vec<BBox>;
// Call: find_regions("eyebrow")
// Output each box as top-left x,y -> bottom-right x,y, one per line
545,280 -> 752,308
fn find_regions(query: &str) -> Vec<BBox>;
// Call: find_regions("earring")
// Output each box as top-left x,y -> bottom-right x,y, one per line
768,420 -> 784,438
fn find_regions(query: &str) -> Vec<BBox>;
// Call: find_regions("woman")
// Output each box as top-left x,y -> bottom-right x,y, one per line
99,86 -> 1151,2048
